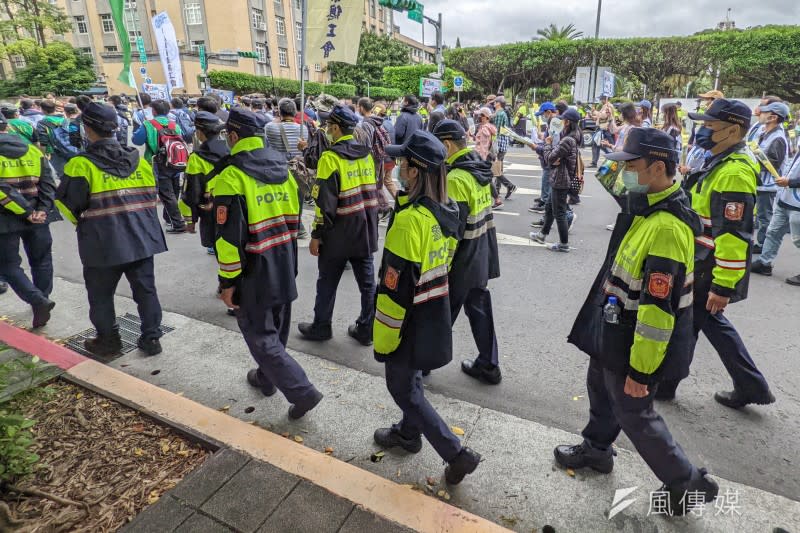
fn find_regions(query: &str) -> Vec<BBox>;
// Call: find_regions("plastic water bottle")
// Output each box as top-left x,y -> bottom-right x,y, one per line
603,296 -> 620,324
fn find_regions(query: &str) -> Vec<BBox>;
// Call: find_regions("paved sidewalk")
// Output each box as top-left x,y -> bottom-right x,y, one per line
122,448 -> 412,533
4,278 -> 800,532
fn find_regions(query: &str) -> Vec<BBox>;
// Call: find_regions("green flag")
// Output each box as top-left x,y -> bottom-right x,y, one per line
109,0 -> 136,88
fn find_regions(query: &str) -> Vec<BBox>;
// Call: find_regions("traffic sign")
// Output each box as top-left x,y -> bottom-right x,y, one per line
145,77 -> 152,84
136,36 -> 147,64
408,2 -> 423,22
199,44 -> 207,73
139,66 -> 147,75
453,76 -> 464,92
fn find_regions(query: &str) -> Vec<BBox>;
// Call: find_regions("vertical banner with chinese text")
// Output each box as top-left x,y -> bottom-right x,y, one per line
151,12 -> 184,94
305,0 -> 362,66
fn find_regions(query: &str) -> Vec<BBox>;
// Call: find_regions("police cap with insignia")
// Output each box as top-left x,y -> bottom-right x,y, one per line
81,102 -> 118,134
431,119 -> 466,141
385,130 -> 447,171
326,104 -> 359,129
688,98 -> 751,128
194,110 -> 225,134
605,127 -> 680,163
226,107 -> 267,137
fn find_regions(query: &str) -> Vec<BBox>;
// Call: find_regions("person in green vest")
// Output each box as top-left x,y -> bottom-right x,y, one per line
36,100 -> 71,175
1,104 -> 39,146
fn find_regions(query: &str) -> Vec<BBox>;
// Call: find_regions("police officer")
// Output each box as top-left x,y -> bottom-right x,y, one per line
373,130 -> 481,485
558,128 -> 718,515
0,112 -> 59,327
662,99 -> 776,408
56,102 -> 167,357
215,108 -> 323,419
178,111 -> 229,254
431,120 -> 502,384
298,104 -> 379,345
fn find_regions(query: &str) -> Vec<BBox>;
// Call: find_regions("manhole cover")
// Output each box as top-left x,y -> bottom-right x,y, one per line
64,313 -> 174,362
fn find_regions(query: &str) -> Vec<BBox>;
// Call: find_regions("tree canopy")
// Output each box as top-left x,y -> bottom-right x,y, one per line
0,0 -> 70,48
0,40 -> 95,96
535,23 -> 583,41
328,32 -> 411,95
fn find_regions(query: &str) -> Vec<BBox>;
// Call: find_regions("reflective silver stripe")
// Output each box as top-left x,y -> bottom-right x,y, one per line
413,284 -> 448,304
417,263 -> 449,285
609,262 -> 643,291
603,280 -> 639,310
695,235 -> 715,249
82,200 -> 156,218
715,257 -> 746,269
635,322 -> 673,342
249,215 -> 299,233
466,206 -> 492,225
679,291 -> 693,308
339,183 -> 377,199
92,187 -> 156,200
375,309 -> 403,329
684,272 -> 694,286
1,176 -> 38,185
699,215 -> 712,226
17,186 -> 38,195
463,218 -> 495,240
245,232 -> 293,253
336,198 -> 379,215
219,262 -> 241,272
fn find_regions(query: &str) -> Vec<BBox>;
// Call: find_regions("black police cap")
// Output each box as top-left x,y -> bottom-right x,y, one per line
431,119 -> 466,141
688,98 -> 752,128
327,104 -> 359,129
385,130 -> 447,171
81,102 -> 118,133
226,107 -> 266,136
606,127 -> 680,163
194,110 -> 225,133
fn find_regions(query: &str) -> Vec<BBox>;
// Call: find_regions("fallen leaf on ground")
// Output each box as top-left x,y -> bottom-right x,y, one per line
324,447 -> 334,455
566,468 -> 576,477
130,423 -> 145,432
572,395 -> 584,401
293,435 -> 304,443
370,451 -> 385,463
76,393 -> 83,400
133,448 -> 144,456
175,392 -> 185,397
451,426 -> 465,436
281,432 -> 290,438
426,476 -> 438,486
376,404 -> 386,410
147,490 -> 160,504
218,405 -> 230,412
177,450 -> 190,457
160,441 -> 170,454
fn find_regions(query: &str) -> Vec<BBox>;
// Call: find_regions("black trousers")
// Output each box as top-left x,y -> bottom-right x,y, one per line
449,285 -> 499,367
541,188 -> 569,244
236,299 -> 318,404
0,225 -> 53,306
198,209 -> 215,248
83,256 -> 162,341
312,254 -> 375,327
581,359 -> 697,486
156,171 -> 184,229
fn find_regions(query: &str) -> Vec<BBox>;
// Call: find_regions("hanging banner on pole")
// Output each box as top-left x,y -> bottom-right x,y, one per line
305,0 -> 362,65
141,83 -> 170,101
151,12 -> 184,94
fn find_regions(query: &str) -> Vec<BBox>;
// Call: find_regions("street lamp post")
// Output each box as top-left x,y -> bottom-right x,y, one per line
363,79 -> 370,98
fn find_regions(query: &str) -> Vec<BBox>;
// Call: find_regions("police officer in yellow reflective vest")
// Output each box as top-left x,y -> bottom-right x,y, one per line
559,128 -> 719,515
0,112 -> 59,327
56,103 -> 167,357
215,108 -> 323,420
373,130 -> 481,485
660,99 -> 776,409
298,105 -> 379,346
432,120 -> 502,384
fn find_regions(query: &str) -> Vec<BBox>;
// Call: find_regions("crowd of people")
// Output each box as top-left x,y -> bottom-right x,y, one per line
0,85 -> 795,515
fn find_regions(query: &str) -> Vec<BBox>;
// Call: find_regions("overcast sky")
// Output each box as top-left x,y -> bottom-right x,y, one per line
394,1 -> 799,47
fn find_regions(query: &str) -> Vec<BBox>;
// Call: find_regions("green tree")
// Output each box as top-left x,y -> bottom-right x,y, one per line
328,32 -> 411,95
455,37 -> 461,49
382,65 -> 471,96
0,40 -> 95,96
535,23 -> 583,41
0,0 -> 70,47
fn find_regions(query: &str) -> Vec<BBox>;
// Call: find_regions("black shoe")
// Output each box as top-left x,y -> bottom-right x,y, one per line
373,428 -> 422,453
84,334 -> 123,357
553,443 -> 614,474
752,243 -> 763,255
226,308 -> 237,316
246,368 -> 277,397
654,388 -> 676,401
288,389 -> 324,419
786,274 -> 800,286
505,184 -> 517,199
347,323 -> 373,346
588,163 -> 598,168
659,468 -> 719,516
530,218 -> 544,228
460,359 -> 502,384
0,281 -> 7,295
750,260 -> 772,276
31,299 -> 55,328
166,226 -> 186,234
298,322 -> 333,341
714,389 -> 776,409
445,447 -> 481,485
137,337 -> 162,356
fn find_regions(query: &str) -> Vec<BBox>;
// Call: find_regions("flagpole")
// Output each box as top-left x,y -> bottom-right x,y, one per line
299,0 -> 308,139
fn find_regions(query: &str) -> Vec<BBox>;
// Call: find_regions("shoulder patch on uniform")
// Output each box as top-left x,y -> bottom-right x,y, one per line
216,205 -> 228,225
724,201 -> 744,221
647,272 -> 673,300
383,266 -> 399,291
311,184 -> 319,199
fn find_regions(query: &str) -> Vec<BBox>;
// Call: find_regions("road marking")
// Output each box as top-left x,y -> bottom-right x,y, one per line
496,232 -> 548,247
505,163 -> 539,171
491,210 -> 519,216
512,187 -> 540,196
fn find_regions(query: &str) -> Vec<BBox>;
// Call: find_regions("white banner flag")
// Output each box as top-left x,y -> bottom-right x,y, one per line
151,11 -> 183,94
306,0 -> 362,66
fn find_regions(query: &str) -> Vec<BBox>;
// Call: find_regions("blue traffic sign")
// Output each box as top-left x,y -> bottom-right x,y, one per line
139,66 -> 147,75
453,76 -> 464,87
145,77 -> 152,84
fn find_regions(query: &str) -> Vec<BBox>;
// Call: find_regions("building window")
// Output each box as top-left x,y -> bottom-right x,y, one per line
314,63 -> 321,72
278,47 -> 288,67
100,14 -> 114,33
251,8 -> 264,29
124,0 -> 136,9
74,15 -> 88,34
379,6 -> 384,19
190,39 -> 205,51
274,0 -> 281,4
255,42 -> 268,64
276,17 -> 285,36
105,45 -> 118,52
370,24 -> 375,33
369,0 -> 375,17
185,3 -> 202,25
295,0 -> 301,9
79,47 -> 92,55
11,55 -> 26,69
128,29 -> 142,43
295,22 -> 302,40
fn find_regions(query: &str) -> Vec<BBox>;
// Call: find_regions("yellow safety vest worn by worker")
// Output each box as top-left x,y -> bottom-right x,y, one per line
213,136 -> 300,307
0,137 -> 59,234
178,138 -> 229,224
684,146 -> 758,303
373,194 -> 462,371
568,182 -> 702,384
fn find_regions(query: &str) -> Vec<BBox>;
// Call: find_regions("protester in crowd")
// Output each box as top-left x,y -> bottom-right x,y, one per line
1,104 -> 39,146
394,94 -> 424,146
752,101 -> 790,254
638,100 -> 653,128
131,93 -> 153,131
590,94 -> 615,167
492,96 -> 517,199
18,99 -> 44,128
661,103 -> 683,150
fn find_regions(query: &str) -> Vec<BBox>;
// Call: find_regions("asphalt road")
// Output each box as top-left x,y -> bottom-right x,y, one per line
43,145 -> 800,502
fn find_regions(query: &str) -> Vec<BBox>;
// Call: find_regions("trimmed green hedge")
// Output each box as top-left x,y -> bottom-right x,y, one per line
208,70 -> 356,99
382,65 -> 473,97
368,86 -> 403,100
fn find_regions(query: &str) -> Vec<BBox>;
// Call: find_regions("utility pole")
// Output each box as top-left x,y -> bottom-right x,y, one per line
587,0 -> 602,103
423,13 -> 443,76
713,8 -> 734,90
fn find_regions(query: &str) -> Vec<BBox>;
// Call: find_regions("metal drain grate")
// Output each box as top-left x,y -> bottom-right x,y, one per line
65,313 -> 174,362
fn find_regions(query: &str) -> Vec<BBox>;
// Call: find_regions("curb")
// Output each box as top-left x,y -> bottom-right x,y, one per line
0,323 -> 510,533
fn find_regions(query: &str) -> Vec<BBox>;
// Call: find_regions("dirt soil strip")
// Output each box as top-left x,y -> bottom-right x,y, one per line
1,322 -> 511,533
3,381 -> 209,533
